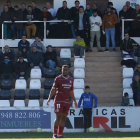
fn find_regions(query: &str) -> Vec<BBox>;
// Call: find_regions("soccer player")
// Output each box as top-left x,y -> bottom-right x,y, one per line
47,65 -> 78,138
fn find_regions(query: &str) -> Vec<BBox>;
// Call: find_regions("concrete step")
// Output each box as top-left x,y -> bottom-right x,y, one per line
94,92 -> 122,98
86,52 -> 121,57
98,102 -> 121,107
98,97 -> 122,104
86,62 -> 121,67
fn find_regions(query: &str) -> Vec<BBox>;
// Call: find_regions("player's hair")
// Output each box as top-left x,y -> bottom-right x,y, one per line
62,65 -> 69,69
108,2 -> 113,6
75,0 -> 80,3
63,1 -> 67,3
85,86 -> 90,89
79,6 -> 84,9
124,92 -> 128,97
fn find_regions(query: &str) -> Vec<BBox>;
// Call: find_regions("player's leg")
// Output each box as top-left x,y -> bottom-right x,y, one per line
83,108 -> 88,132
87,108 -> 92,128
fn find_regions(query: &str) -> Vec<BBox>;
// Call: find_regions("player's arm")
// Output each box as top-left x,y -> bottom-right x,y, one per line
69,90 -> 78,108
46,88 -> 56,105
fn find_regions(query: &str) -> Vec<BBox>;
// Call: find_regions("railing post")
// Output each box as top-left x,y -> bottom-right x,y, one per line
2,23 -> 4,39
44,21 -> 46,39
122,19 -> 124,40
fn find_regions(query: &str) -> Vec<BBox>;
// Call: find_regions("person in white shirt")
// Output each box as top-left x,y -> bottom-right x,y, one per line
46,2 -> 56,17
89,10 -> 102,52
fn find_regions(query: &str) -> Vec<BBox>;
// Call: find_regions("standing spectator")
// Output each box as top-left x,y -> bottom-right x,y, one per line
107,2 -> 118,16
24,6 -> 37,39
56,1 -> 72,38
20,3 -> 27,17
85,4 -> 93,17
78,86 -> 98,132
133,64 -> 140,80
18,35 -> 30,58
0,55 -> 14,80
31,37 -> 46,53
89,10 -> 102,52
6,0 -> 14,12
44,45 -> 57,69
46,2 -> 56,18
102,7 -> 118,52
93,3 -> 102,19
28,46 -> 44,75
121,92 -> 130,106
120,32 -> 137,58
15,55 -> 28,80
74,6 -> 89,51
1,45 -> 15,62
126,1 -> 134,15
70,0 -> 80,37
11,5 -> 23,40
131,75 -> 140,106
73,36 -> 85,58
1,5 -> 11,39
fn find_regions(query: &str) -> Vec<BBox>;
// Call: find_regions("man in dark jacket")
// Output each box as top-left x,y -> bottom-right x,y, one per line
6,0 -> 14,13
15,55 -> 28,80
56,1 -> 72,38
78,86 -> 98,132
11,5 -> 23,39
18,35 -> 30,58
28,46 -> 44,75
1,45 -> 15,62
1,5 -> 11,39
126,1 -> 134,15
44,45 -> 57,69
74,6 -> 89,50
20,3 -> 27,18
0,55 -> 14,80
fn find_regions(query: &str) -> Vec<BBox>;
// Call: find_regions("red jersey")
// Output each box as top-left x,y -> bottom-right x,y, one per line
52,74 -> 73,104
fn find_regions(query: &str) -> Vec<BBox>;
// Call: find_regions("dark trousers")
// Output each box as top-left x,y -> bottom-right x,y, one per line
74,45 -> 85,58
83,108 -> 92,129
133,92 -> 137,106
1,73 -> 13,80
16,74 -> 28,81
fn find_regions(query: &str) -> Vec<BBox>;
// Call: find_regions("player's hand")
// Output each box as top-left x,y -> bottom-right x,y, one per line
74,102 -> 78,109
46,99 -> 50,106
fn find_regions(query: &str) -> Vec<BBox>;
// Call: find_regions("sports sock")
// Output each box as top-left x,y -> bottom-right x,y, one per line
53,126 -> 58,135
57,126 -> 64,136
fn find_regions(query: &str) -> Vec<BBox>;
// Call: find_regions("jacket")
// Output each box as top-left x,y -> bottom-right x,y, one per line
18,40 -> 30,52
133,70 -> 140,80
15,61 -> 28,74
85,9 -> 93,17
102,12 -> 118,30
74,12 -> 89,31
121,59 -> 137,69
1,10 -> 11,21
121,96 -> 130,106
131,9 -> 140,29
0,61 -> 14,74
73,40 -> 85,47
32,7 -> 42,20
28,51 -> 44,65
78,92 -> 98,108
31,41 -> 46,53
131,80 -> 140,94
11,10 -> 23,29
120,38 -> 137,52
20,8 -> 27,19
70,7 -> 79,20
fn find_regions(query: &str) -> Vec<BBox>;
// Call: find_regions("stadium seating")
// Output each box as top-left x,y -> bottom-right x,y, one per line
44,79 -> 54,89
60,49 -> 71,58
123,58 -> 133,60
74,58 -> 85,68
29,79 -> 41,89
29,89 -> 40,99
1,80 -> 12,90
28,100 -> 40,107
123,68 -> 133,78
129,99 -> 134,106
44,89 -> 50,99
0,100 -> 10,107
0,90 -> 11,99
17,58 -> 28,62
15,79 -> 27,89
45,69 -> 56,78
123,78 -> 132,88
74,68 -> 85,79
74,51 -> 85,58
14,90 -> 25,99
30,68 -> 42,79
72,99 -> 81,107
123,88 -> 133,99
73,89 -> 84,99
13,100 -> 25,107
73,79 -> 85,89
43,99 -> 54,107
60,58 -> 71,67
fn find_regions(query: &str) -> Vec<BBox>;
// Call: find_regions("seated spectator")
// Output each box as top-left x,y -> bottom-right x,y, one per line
23,5 -> 37,39
15,55 -> 28,80
11,5 -> 23,40
73,36 -> 85,58
6,0 -> 14,12
28,46 -> 44,75
44,45 -> 57,69
121,92 -> 130,106
1,5 -> 11,39
1,45 -> 15,62
0,55 -> 14,80
120,32 -> 138,58
93,3 -> 102,18
31,37 -> 46,53
18,35 -> 30,58
89,10 -> 102,52
85,4 -> 93,17
131,75 -> 140,106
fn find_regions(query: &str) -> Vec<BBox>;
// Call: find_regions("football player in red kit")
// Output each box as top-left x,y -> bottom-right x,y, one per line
47,65 -> 78,138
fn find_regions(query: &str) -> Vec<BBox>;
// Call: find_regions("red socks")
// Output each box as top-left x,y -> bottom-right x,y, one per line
58,126 -> 64,136
53,126 -> 58,135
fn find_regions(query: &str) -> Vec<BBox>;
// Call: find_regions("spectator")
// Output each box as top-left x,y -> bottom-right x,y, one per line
121,92 -> 130,106
0,16 -> 3,39
1,45 -> 15,62
46,2 -> 56,18
102,7 -> 118,52
6,0 -> 14,12
85,4 -> 93,17
107,2 -> 118,16
133,64 -> 140,79
56,1 -> 72,38
73,36 -> 85,58
24,6 -> 37,39
31,37 -> 46,53
11,5 -> 23,40
15,55 -> 28,80
1,5 -> 11,39
70,0 -> 80,37
74,6 -> 89,51
44,45 -> 57,69
131,75 -> 140,106
89,10 -> 102,52
93,3 -> 102,18
126,1 -> 134,15
28,46 -> 44,75
18,35 -> 30,58
120,32 -> 137,58
0,55 -> 14,80
20,3 -> 27,18
78,86 -> 98,132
